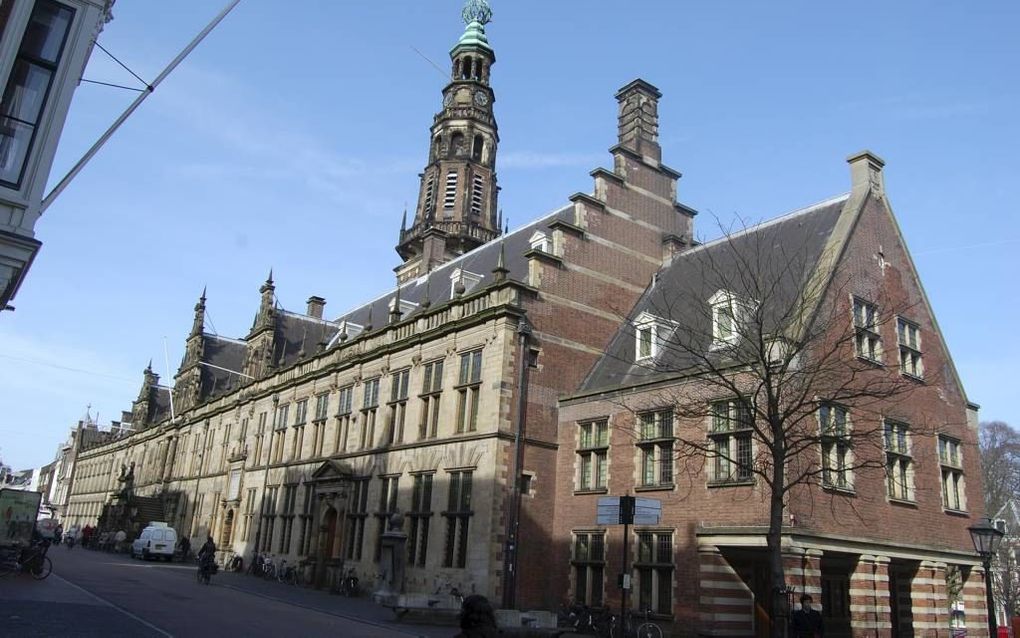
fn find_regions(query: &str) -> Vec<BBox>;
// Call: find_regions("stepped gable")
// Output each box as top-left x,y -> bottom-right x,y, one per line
200,335 -> 247,398
333,205 -> 573,330
580,193 -> 850,391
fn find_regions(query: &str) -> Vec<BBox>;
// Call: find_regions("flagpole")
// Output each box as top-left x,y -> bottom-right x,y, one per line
40,0 -> 243,214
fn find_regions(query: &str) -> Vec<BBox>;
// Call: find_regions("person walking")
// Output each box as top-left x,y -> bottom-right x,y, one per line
177,535 -> 191,562
791,594 -> 824,638
454,594 -> 501,638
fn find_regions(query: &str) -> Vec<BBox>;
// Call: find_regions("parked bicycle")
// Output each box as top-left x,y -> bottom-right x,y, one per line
0,543 -> 53,580
224,552 -> 243,572
275,558 -> 304,586
556,602 -> 614,636
620,608 -> 663,638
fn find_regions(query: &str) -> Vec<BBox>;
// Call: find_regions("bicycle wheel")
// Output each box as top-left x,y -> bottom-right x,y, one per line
637,622 -> 663,638
30,556 -> 52,580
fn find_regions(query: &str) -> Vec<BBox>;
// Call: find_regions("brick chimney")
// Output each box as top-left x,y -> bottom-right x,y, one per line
616,79 -> 662,162
306,296 -> 326,319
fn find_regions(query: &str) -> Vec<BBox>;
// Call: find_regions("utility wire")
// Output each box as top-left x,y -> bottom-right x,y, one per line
410,45 -> 447,79
94,41 -> 152,90
0,353 -> 135,382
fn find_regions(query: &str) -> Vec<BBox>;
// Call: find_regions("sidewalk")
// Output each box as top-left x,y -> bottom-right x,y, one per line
212,570 -> 584,638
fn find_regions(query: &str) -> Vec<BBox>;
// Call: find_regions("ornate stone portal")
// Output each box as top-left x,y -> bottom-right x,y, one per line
308,460 -> 354,589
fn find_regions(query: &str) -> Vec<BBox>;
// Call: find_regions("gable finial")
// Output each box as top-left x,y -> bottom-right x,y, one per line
462,0 -> 492,26
493,240 -> 509,282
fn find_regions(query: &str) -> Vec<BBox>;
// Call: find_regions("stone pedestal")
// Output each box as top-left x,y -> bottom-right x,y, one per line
374,512 -> 408,603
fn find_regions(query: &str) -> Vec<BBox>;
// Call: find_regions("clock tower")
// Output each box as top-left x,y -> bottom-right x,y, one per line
396,0 -> 501,282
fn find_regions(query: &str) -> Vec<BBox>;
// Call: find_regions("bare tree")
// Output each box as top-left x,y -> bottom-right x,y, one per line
619,217 -> 929,637
979,421 -> 1020,518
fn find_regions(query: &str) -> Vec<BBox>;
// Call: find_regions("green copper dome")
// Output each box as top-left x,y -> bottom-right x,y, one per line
454,20 -> 491,52
452,0 -> 493,54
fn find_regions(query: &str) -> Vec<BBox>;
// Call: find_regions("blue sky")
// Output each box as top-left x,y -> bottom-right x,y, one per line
1,1 -> 1017,470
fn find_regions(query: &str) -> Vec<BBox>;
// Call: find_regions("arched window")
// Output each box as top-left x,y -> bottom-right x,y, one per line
450,132 -> 465,158
472,135 -> 483,161
462,57 -> 473,80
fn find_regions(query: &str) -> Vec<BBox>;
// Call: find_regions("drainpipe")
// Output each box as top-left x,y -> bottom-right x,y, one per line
502,318 -> 532,609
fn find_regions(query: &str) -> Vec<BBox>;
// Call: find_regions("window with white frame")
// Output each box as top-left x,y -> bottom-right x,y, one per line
853,297 -> 882,362
637,410 -> 674,488
572,531 -> 605,607
819,403 -> 852,490
577,420 -> 609,491
897,317 -> 923,379
633,312 -> 670,362
443,170 -> 458,212
708,290 -> 740,346
709,399 -> 753,483
636,530 -> 674,615
939,435 -> 965,511
528,231 -> 549,253
884,421 -> 913,501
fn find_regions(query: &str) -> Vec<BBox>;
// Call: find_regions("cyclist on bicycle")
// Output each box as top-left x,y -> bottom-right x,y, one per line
197,536 -> 216,580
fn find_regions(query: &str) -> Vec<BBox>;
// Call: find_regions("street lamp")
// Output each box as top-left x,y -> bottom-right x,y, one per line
969,517 -> 1005,635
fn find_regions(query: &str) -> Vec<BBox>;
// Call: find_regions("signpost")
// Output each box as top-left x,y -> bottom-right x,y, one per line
597,495 -> 661,637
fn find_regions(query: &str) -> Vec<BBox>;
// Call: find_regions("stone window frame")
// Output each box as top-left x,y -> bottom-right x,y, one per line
442,468 -> 474,569
455,349 -> 483,433
633,311 -> 675,362
419,359 -> 444,440
884,420 -> 915,503
408,471 -> 435,568
818,402 -> 854,492
897,316 -> 924,380
636,409 -> 674,490
707,399 -> 754,485
374,474 -> 401,561
938,434 -> 966,513
634,528 -> 675,617
852,296 -> 883,364
344,477 -> 370,561
387,368 -> 410,445
576,419 -> 609,493
571,529 -> 606,607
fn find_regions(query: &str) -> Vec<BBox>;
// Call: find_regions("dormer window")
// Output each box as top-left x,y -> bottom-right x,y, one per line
709,290 -> 741,347
449,268 -> 483,298
529,231 -> 549,253
634,311 -> 672,362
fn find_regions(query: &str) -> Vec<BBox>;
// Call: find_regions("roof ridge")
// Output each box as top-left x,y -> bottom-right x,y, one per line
683,192 -> 850,257
331,203 -> 572,321
278,309 -> 340,326
204,333 -> 247,345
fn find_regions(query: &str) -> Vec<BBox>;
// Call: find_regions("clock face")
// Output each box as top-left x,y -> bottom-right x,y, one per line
443,92 -> 454,107
474,90 -> 489,107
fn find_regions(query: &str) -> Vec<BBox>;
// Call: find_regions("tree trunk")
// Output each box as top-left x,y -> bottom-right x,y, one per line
768,431 -> 787,638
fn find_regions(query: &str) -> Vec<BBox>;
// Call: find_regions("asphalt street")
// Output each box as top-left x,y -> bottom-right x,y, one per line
0,546 -> 455,637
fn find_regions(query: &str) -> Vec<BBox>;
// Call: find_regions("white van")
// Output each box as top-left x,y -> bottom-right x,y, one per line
131,522 -> 178,561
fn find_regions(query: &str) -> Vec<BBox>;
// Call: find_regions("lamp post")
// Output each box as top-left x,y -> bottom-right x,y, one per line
969,517 -> 1005,636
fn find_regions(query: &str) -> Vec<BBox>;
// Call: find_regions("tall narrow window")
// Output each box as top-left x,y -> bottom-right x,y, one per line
470,174 -> 484,216
252,412 -> 267,468
897,317 -> 923,379
708,399 -> 753,483
260,486 -> 279,552
242,488 -> 256,542
0,0 -> 75,187
375,475 -> 400,560
456,350 -> 482,433
443,170 -> 458,213
939,435 -> 965,511
361,378 -> 380,449
344,478 -> 370,561
884,421 -> 913,501
298,483 -> 315,555
419,360 -> 444,439
387,369 -> 410,445
577,420 -> 609,491
636,531 -> 674,615
853,298 -> 882,362
443,470 -> 473,568
408,473 -> 434,567
571,531 -> 606,607
637,410 -> 674,488
336,385 -> 353,453
819,403 -> 852,490
279,484 -> 297,554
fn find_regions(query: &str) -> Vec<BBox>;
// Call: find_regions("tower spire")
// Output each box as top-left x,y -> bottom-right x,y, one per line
395,0 -> 500,283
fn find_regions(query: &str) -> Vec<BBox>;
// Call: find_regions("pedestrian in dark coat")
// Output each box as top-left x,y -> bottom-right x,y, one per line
791,594 -> 824,638
454,594 -> 501,638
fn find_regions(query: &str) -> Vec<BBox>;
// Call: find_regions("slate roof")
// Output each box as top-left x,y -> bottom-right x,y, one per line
151,386 -> 172,423
579,194 -> 850,393
330,205 -> 575,333
201,335 -> 247,398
